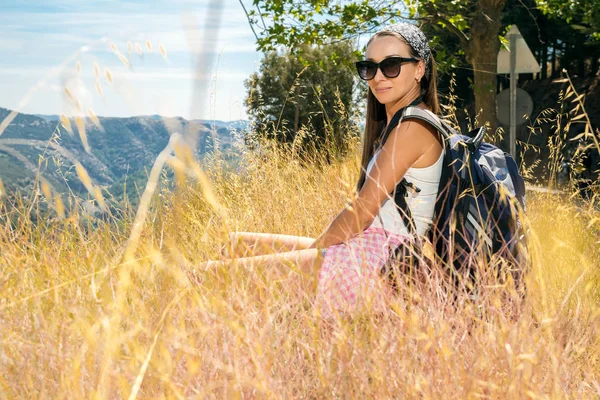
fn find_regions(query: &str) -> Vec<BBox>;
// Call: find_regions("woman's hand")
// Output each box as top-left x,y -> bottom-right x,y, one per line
310,196 -> 379,249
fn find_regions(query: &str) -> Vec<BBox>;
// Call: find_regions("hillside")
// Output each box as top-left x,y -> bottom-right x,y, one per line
0,107 -> 248,206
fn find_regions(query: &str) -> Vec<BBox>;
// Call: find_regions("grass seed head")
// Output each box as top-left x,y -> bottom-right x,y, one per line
88,108 -> 102,130
0,177 -> 5,198
104,67 -> 113,84
93,62 -> 100,80
135,42 -> 143,55
75,116 -> 91,154
60,115 -> 74,136
64,87 -> 73,101
93,186 -> 106,211
159,43 -> 167,60
54,193 -> 65,219
41,179 -> 52,201
95,81 -> 104,98
117,53 -> 130,69
145,40 -> 152,52
127,41 -> 132,54
75,161 -> 92,192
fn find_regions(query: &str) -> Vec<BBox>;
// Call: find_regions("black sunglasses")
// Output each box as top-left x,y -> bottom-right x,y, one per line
355,56 -> 419,81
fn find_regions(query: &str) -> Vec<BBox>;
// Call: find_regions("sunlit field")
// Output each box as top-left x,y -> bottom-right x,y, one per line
1,112 -> 599,398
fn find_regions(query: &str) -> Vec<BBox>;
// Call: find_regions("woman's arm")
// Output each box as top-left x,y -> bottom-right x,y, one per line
310,119 -> 441,249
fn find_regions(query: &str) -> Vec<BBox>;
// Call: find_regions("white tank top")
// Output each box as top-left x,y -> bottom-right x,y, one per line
365,122 -> 444,239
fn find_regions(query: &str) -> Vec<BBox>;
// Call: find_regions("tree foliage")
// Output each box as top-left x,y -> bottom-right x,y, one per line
244,41 -> 358,161
535,0 -> 600,40
247,0 -> 508,130
503,0 -> 600,81
246,0 -> 600,132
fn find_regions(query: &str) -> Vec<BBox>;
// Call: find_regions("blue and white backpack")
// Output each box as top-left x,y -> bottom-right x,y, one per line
382,106 -> 528,288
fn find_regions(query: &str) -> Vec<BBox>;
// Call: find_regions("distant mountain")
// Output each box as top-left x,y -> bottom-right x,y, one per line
34,113 -> 60,122
192,119 -> 249,131
0,107 -> 249,207
32,112 -> 249,131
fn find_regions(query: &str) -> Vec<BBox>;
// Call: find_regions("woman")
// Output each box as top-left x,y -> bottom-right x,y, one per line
206,23 -> 443,317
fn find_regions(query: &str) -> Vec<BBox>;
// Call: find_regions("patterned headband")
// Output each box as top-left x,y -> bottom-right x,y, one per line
376,23 -> 431,73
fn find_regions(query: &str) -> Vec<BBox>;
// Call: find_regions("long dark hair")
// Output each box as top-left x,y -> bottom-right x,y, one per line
356,31 -> 439,192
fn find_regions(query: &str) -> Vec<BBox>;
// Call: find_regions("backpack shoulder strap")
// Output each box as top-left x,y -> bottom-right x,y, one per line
378,102 -> 450,240
402,106 -> 454,139
399,108 -> 454,240
378,110 -> 404,148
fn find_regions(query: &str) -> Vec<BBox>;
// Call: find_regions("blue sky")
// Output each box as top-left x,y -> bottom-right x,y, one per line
0,0 -> 262,121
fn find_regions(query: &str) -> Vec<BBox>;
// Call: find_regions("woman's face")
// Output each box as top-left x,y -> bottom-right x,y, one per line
365,35 -> 424,107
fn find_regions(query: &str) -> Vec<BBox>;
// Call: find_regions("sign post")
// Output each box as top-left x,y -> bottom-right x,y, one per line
497,25 -> 540,160
509,30 -> 519,159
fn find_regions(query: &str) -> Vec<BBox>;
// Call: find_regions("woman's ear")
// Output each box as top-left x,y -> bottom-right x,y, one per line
416,59 -> 425,83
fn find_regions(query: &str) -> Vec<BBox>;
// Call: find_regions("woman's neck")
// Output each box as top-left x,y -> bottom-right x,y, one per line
385,89 -> 423,123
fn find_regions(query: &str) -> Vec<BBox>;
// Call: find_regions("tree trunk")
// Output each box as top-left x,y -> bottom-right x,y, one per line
470,45 -> 500,132
466,0 -> 505,134
551,41 -> 557,78
540,19 -> 548,80
541,41 -> 548,79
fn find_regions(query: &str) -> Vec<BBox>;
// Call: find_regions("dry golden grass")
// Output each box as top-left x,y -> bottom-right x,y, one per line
0,56 -> 597,397
0,134 -> 599,398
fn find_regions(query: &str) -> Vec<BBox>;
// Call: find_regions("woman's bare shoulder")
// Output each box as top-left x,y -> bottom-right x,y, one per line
389,116 -> 443,168
394,116 -> 442,146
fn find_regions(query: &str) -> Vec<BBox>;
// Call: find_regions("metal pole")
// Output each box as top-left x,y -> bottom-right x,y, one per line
509,32 -> 519,160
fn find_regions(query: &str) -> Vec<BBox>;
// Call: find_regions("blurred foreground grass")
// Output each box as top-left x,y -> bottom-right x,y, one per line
0,137 -> 599,399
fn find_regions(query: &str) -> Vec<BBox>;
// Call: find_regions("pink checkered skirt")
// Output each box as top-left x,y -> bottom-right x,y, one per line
316,226 -> 409,318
